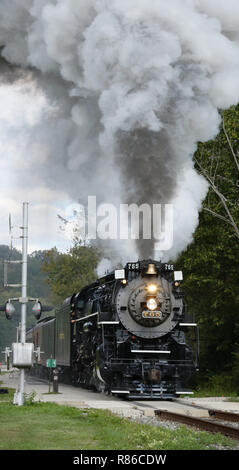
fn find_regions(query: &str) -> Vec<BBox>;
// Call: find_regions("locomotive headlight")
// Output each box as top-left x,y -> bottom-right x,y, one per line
147,283 -> 157,294
146,298 -> 157,311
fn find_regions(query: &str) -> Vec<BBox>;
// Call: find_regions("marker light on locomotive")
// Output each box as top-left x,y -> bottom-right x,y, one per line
174,271 -> 183,281
114,269 -> 125,279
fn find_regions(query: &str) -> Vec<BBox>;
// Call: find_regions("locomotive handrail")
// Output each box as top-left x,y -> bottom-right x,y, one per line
74,312 -> 99,322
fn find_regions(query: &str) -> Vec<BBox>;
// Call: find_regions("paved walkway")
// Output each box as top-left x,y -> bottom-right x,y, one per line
0,370 -> 143,418
1,369 -> 239,419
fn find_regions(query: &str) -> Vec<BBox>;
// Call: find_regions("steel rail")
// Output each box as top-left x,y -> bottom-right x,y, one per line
154,409 -> 239,441
208,409 -> 239,423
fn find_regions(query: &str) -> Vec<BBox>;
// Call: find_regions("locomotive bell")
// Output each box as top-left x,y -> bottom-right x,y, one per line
146,263 -> 157,275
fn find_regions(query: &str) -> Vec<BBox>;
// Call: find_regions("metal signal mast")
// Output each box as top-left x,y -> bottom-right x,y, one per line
1,202 -> 52,406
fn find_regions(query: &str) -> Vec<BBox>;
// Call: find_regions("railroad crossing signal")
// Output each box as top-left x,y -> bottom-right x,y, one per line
0,202 -> 52,406
0,301 -> 15,320
0,299 -> 53,321
32,301 -> 42,320
32,301 -> 53,320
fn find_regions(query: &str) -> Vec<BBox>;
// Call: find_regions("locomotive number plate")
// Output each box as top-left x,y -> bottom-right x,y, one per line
163,263 -> 174,271
127,262 -> 140,271
142,310 -> 162,319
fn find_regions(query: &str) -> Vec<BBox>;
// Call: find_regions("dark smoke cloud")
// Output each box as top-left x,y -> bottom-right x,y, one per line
1,0 -> 239,266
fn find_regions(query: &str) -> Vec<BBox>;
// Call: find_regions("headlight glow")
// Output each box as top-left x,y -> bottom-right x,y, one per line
146,298 -> 158,311
147,284 -> 157,294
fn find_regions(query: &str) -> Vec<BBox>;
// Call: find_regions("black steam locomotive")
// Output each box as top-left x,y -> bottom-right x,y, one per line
27,260 -> 199,399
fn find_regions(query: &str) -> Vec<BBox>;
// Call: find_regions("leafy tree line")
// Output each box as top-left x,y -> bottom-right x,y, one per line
176,105 -> 239,393
41,244 -> 100,304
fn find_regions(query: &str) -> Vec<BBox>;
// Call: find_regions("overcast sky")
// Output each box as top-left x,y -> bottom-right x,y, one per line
0,74 -> 74,254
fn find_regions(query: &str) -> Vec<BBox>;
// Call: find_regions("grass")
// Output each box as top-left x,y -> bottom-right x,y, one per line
0,397 -> 237,450
192,374 -> 239,398
0,379 -> 238,450
0,387 -> 15,402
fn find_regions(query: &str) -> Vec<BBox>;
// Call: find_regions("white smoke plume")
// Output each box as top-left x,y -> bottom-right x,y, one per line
1,0 -> 239,264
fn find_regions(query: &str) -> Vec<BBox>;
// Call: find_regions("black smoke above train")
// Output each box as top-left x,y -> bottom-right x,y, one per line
27,259 -> 199,399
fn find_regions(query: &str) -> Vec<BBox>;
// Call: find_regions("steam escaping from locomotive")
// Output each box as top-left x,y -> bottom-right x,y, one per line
1,1 -> 239,260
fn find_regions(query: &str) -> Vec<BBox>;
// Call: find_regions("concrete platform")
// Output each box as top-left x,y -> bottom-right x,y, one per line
0,370 -> 144,418
176,396 -> 239,413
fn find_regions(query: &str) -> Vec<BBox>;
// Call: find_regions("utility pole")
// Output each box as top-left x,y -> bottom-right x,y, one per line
1,202 -> 53,406
18,202 -> 29,406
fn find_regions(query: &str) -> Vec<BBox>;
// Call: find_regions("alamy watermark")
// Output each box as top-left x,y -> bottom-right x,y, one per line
60,196 -> 173,251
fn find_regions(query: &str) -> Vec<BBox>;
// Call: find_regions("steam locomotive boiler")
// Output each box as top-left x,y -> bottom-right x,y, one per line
28,260 -> 198,399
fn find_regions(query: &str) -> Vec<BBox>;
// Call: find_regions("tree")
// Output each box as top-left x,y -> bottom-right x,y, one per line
195,107 -> 239,239
41,243 -> 100,303
176,105 -> 239,390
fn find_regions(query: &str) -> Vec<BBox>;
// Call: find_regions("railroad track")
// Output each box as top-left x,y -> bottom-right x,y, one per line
154,409 -> 239,441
